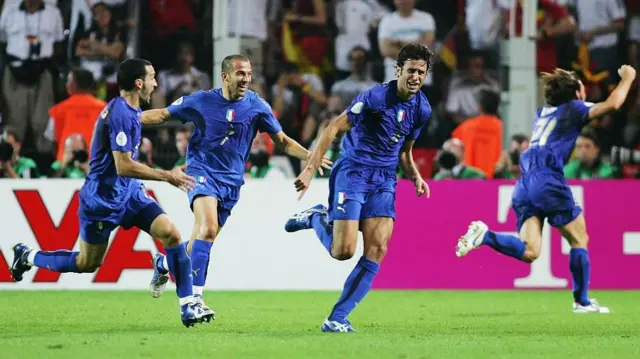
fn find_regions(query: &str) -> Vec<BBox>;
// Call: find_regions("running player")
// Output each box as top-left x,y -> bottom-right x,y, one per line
142,54 -> 331,319
284,44 -> 433,332
9,58 -> 210,327
455,66 -> 636,313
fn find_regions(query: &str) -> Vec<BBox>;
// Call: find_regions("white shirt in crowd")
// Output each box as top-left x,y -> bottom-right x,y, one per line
575,0 -> 626,49
334,0 -> 389,72
227,0 -> 268,41
158,67 -> 212,101
378,9 -> 435,84
0,3 -> 64,61
465,0 -> 503,50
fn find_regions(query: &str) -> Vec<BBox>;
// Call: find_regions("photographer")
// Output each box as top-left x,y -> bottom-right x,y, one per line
564,132 -> 616,179
247,133 -> 286,180
494,134 -> 530,179
51,134 -> 89,178
0,127 -> 39,179
433,138 -> 486,180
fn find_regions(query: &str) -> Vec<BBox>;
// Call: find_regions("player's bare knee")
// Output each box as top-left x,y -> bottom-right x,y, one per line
197,223 -> 218,242
570,233 -> 589,249
522,246 -> 540,263
75,257 -> 102,273
365,243 -> 387,263
156,223 -> 182,247
331,242 -> 356,261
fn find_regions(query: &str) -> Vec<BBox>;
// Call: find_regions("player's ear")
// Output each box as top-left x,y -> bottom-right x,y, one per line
135,78 -> 143,90
395,65 -> 401,79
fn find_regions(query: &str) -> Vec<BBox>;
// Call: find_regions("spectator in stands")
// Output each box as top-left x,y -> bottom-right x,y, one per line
330,46 -> 379,108
574,0 -> 626,85
154,42 -> 211,108
247,132 -> 286,179
445,53 -> 500,124
281,0 -> 328,76
494,134 -> 530,180
271,62 -> 326,152
51,133 -> 89,178
564,132 -> 617,179
145,0 -> 198,71
628,0 -> 640,70
75,1 -> 126,101
0,0 -> 65,153
138,137 -> 161,169
378,0 -> 435,84
0,127 -> 39,179
173,127 -> 191,168
45,68 -> 105,163
333,0 -> 389,80
451,88 -> 502,179
464,0 -> 502,69
433,138 -> 486,180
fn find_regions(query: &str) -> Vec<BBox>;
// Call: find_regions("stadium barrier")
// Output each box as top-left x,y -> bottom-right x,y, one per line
0,179 -> 638,290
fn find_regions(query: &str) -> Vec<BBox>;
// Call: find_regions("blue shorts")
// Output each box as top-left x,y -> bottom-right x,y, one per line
79,186 -> 165,245
188,177 -> 240,228
512,170 -> 582,232
327,157 -> 397,223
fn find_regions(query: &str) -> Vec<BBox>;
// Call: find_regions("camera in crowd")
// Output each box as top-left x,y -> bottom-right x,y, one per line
72,149 -> 89,164
610,146 -> 640,165
437,150 -> 459,170
509,149 -> 521,166
0,140 -> 14,162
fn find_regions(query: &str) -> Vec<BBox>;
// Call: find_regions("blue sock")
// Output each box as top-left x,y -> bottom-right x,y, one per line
569,248 -> 591,306
164,244 -> 193,299
311,213 -> 333,255
32,250 -> 79,272
328,256 -> 380,323
190,239 -> 213,290
481,231 -> 526,261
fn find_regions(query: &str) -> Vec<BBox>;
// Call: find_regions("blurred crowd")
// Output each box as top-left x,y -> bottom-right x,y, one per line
1,0 -> 640,181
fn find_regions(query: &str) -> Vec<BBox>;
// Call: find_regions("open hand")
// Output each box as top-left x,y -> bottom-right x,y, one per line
168,164 -> 195,191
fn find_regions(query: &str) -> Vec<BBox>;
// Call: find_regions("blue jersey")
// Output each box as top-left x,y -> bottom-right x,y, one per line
167,89 -> 282,186
343,81 -> 432,168
520,100 -> 593,174
79,96 -> 144,222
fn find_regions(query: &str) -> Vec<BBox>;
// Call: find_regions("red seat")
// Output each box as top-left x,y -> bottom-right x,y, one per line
412,148 -> 438,178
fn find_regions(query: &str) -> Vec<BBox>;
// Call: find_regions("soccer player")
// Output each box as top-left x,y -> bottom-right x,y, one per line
9,58 -> 211,327
456,66 -> 637,313
141,54 -> 331,318
284,44 -> 434,332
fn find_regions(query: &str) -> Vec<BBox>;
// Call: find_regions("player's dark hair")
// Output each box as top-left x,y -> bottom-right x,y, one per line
70,67 -> 94,92
541,69 -> 581,106
511,133 -> 529,145
221,54 -> 250,74
478,88 -> 500,115
579,130 -> 601,148
348,45 -> 369,61
2,126 -> 21,143
396,43 -> 434,70
117,58 -> 151,91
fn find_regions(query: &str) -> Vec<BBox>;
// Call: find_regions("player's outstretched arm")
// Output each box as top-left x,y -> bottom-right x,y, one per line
588,65 -> 636,120
399,139 -> 430,198
141,108 -> 171,125
112,151 -> 195,191
294,111 -> 350,199
269,131 -> 332,174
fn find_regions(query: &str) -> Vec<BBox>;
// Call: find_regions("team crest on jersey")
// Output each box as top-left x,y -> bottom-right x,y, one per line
396,109 -> 406,122
226,109 -> 235,122
172,97 -> 184,106
351,102 -> 364,114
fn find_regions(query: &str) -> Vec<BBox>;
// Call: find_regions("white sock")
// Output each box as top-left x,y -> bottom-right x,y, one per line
193,285 -> 204,296
26,250 -> 38,266
178,295 -> 194,306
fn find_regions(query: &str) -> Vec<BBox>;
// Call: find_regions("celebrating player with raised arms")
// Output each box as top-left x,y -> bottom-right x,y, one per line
284,44 -> 433,332
456,65 -> 636,313
142,54 -> 331,319
10,58 -> 210,327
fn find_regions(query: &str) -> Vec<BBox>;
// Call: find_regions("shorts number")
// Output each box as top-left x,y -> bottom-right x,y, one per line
531,117 -> 557,146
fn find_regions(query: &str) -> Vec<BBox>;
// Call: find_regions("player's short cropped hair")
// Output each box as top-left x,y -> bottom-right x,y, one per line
221,54 -> 250,74
511,133 -> 529,145
117,58 -> 152,92
396,44 -> 434,70
478,88 -> 500,116
541,69 -> 581,107
70,67 -> 94,92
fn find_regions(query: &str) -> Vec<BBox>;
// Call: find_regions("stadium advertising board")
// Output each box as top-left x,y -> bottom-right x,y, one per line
0,180 -> 638,290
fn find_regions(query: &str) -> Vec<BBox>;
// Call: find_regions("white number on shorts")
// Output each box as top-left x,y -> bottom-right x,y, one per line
531,117 -> 557,146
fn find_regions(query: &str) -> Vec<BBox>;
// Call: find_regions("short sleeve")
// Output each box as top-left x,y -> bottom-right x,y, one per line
257,98 -> 282,134
108,112 -> 135,153
167,93 -> 201,123
377,14 -> 392,40
410,104 -> 431,141
346,90 -> 373,127
421,12 -> 436,32
569,100 -> 593,125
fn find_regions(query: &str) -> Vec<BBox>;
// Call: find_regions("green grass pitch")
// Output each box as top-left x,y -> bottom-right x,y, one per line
1,290 -> 639,358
